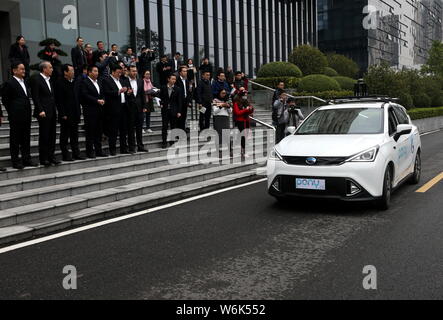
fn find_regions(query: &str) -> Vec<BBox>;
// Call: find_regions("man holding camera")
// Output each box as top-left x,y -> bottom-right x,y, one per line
273,92 -> 304,144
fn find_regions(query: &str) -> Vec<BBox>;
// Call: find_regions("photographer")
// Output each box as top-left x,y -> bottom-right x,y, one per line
233,88 -> 254,158
212,89 -> 232,155
273,91 -> 289,144
287,97 -> 304,129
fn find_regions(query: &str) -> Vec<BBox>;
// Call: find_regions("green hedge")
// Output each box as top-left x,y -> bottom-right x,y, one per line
333,76 -> 357,91
298,74 -> 341,92
408,107 -> 443,120
324,67 -> 339,77
412,93 -> 432,108
252,77 -> 300,90
257,61 -> 303,78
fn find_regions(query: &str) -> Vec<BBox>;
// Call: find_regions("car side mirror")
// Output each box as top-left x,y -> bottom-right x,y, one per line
287,126 -> 296,134
394,124 -> 412,142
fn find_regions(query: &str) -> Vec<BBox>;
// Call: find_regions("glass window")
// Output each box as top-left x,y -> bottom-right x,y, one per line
163,4 -> 171,41
20,0 -> 45,64
78,0 -> 106,47
45,0 -> 78,63
175,8 -> 183,42
297,109 -> 385,135
394,106 -> 410,125
107,0 -> 131,49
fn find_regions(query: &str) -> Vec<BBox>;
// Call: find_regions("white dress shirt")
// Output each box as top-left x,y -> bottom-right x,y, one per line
40,73 -> 52,92
88,77 -> 100,95
13,76 -> 27,96
111,76 -> 126,103
180,76 -> 187,98
129,78 -> 138,97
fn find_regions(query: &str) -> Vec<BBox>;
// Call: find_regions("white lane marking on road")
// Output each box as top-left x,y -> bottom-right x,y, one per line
420,129 -> 442,137
0,178 -> 267,255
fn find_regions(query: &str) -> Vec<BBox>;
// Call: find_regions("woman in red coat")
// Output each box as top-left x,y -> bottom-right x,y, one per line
233,87 -> 254,157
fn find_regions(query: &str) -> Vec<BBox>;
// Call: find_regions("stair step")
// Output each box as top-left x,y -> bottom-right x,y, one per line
0,169 -> 261,246
0,155 -> 267,228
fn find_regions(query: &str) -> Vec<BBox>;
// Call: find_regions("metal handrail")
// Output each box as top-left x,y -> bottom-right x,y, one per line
249,116 -> 276,131
248,80 -> 328,104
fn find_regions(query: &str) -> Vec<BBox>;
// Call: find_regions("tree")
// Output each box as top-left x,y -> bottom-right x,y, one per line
289,45 -> 328,76
422,41 -> 443,77
327,53 -> 359,78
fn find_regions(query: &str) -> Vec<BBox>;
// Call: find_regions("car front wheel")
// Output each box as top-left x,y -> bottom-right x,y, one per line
376,167 -> 392,211
409,152 -> 421,185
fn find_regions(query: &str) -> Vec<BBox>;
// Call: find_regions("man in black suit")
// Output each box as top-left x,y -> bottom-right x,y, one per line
159,74 -> 183,149
126,66 -> 148,153
1,63 -> 38,169
92,41 -> 107,65
137,47 -> 155,78
196,71 -> 213,131
175,66 -> 192,131
30,61 -> 60,167
156,55 -> 173,86
55,64 -> 84,161
79,65 -> 108,158
102,64 -> 130,156
71,37 -> 87,78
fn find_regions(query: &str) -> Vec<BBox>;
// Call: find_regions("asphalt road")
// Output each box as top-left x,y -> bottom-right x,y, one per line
0,130 -> 442,300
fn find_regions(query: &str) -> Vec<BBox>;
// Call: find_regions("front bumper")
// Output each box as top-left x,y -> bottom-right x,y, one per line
267,158 -> 386,200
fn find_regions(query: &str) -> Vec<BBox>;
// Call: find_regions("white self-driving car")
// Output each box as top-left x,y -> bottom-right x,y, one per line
267,99 -> 422,210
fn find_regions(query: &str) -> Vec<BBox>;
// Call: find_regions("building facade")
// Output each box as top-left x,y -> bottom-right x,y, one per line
318,0 -> 443,72
134,0 -> 318,79
0,0 -> 318,83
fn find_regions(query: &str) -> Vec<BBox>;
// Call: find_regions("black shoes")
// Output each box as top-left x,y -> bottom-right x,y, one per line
73,154 -> 86,161
50,159 -> 62,165
161,142 -> 168,149
0,167 -> 6,172
41,160 -> 52,167
23,160 -> 39,167
138,147 -> 148,153
13,163 -> 25,170
96,152 -> 109,158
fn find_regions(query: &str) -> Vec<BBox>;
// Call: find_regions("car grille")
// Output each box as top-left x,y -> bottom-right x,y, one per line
282,156 -> 347,166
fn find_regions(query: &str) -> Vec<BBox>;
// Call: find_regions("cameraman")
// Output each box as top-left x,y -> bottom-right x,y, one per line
272,91 -> 289,144
287,97 -> 304,129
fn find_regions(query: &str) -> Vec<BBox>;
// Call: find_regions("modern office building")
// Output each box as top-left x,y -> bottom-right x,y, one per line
134,0 -> 318,79
318,0 -> 443,72
0,0 -> 318,83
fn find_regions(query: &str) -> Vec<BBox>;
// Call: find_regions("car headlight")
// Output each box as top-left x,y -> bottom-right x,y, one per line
347,146 -> 379,162
269,148 -> 283,161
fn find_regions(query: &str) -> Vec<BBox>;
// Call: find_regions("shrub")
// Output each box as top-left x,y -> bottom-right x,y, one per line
252,77 -> 300,90
298,74 -> 341,92
327,53 -> 360,78
257,61 -> 303,78
324,67 -> 338,77
289,45 -> 328,75
398,92 -> 414,110
408,107 -> 443,120
333,76 -> 357,91
413,93 -> 431,108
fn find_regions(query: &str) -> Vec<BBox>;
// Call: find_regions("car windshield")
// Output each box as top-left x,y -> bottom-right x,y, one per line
296,108 -> 384,135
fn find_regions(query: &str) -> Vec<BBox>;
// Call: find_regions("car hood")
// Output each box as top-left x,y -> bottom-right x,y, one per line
276,134 -> 384,157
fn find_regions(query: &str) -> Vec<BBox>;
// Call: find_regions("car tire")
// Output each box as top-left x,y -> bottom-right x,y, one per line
409,152 -> 421,185
376,167 -> 392,211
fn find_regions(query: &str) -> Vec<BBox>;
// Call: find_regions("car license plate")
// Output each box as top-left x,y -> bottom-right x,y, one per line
296,178 -> 326,191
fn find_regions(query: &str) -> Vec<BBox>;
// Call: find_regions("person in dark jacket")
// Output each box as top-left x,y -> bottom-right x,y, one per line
137,47 -> 156,78
125,66 -> 148,153
212,72 -> 231,97
272,81 -> 286,105
175,66 -> 192,131
79,65 -> 107,158
156,55 -> 173,86
196,71 -> 213,131
30,61 -> 60,166
95,51 -> 111,81
8,36 -> 31,79
102,64 -> 130,155
159,74 -> 183,149
39,41 -> 63,80
1,62 -> 37,169
71,37 -> 87,78
199,58 -> 213,79
55,64 -> 84,161
92,41 -> 107,65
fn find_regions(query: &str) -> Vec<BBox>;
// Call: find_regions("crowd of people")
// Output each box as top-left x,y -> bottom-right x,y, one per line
0,36 -> 257,171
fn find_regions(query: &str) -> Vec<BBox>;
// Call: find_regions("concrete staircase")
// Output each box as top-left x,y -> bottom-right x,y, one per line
0,101 -> 273,246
